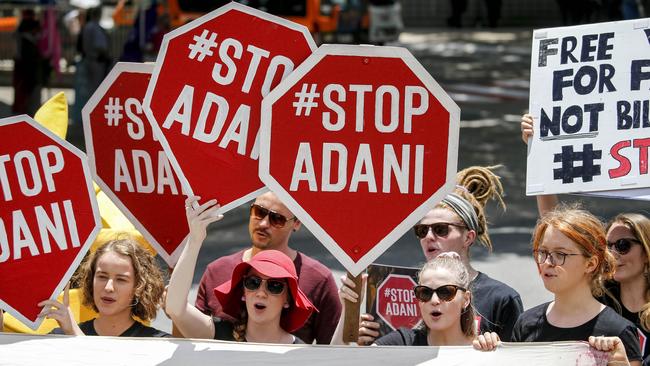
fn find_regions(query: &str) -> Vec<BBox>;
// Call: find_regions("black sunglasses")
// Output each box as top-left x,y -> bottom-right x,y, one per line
607,238 -> 641,255
242,276 -> 287,295
413,222 -> 466,239
250,204 -> 297,228
413,284 -> 466,302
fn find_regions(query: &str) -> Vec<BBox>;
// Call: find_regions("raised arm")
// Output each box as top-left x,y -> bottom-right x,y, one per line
166,196 -> 223,339
521,113 -> 559,217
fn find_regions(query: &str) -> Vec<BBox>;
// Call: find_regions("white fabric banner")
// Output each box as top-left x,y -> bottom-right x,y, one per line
0,333 -> 608,366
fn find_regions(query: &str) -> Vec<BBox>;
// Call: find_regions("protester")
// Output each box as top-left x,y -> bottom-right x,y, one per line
12,9 -> 44,116
194,192 -> 341,344
166,197 -> 315,343
507,206 -> 642,365
602,214 -> 650,364
73,6 -> 111,126
349,167 -> 522,345
40,238 -> 169,337
522,114 -> 650,363
331,254 -> 499,349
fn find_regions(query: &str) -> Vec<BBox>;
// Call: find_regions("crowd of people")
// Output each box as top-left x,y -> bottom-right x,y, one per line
3,5 -> 650,366
0,130 -> 646,364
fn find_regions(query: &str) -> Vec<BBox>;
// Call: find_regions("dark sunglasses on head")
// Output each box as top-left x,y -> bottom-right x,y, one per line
413,284 -> 466,302
250,203 -> 297,228
413,222 -> 467,239
242,275 -> 287,295
607,238 -> 641,255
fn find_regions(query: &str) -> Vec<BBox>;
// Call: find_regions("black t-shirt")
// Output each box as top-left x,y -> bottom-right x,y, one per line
51,319 -> 170,337
512,302 -> 642,362
212,317 -> 305,344
598,282 -> 650,365
374,327 -> 429,346
471,272 -> 523,341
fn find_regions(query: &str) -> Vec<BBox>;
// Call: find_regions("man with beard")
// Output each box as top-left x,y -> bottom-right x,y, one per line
194,192 -> 341,344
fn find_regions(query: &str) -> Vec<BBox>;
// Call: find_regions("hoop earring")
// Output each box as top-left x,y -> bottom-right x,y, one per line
130,297 -> 139,307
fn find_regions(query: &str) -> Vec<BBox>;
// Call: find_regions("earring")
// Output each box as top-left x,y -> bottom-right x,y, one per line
130,297 -> 139,307
283,303 -> 290,309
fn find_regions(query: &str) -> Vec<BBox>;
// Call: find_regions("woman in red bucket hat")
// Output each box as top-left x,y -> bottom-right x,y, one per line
166,197 -> 315,344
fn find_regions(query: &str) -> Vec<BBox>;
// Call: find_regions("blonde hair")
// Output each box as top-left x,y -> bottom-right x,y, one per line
78,238 -> 165,321
436,165 -> 506,252
418,256 -> 476,337
607,213 -> 650,331
456,165 -> 506,210
532,205 -> 616,298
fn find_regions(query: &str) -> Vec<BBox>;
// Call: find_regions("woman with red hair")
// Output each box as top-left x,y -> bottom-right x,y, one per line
510,206 -> 642,365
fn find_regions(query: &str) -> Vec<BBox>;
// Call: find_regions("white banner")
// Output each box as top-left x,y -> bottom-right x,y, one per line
0,333 -> 608,366
527,18 -> 650,196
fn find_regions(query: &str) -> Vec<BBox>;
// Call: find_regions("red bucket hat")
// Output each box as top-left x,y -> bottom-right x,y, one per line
214,250 -> 317,333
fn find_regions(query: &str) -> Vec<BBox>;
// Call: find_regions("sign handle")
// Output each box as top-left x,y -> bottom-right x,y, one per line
342,271 -> 363,343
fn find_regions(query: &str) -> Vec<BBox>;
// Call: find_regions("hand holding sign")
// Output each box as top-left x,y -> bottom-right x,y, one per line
37,284 -> 82,336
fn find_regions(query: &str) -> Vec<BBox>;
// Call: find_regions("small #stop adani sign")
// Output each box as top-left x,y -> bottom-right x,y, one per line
0,115 -> 101,329
376,275 -> 420,330
143,2 -> 316,213
260,45 -> 460,275
83,62 -> 189,266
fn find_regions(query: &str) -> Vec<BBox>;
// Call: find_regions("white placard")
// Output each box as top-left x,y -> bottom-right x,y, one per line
527,18 -> 650,196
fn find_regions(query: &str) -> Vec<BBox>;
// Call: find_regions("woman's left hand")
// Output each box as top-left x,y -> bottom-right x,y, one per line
473,331 -> 500,351
588,336 -> 630,366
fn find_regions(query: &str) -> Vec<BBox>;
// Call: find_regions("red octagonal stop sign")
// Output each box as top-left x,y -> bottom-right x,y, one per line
0,115 -> 101,329
143,2 -> 316,212
83,62 -> 189,266
376,275 -> 420,330
260,45 -> 460,275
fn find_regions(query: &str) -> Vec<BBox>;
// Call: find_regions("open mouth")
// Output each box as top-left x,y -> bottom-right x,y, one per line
431,310 -> 442,317
426,247 -> 440,256
254,303 -> 267,310
101,297 -> 116,304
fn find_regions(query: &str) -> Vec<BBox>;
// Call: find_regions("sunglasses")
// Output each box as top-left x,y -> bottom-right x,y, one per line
607,238 -> 641,255
242,276 -> 287,295
413,284 -> 466,302
413,222 -> 466,239
250,204 -> 297,228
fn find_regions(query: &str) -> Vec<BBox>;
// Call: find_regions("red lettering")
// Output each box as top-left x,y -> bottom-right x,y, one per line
609,140 -> 631,178
633,138 -> 650,175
